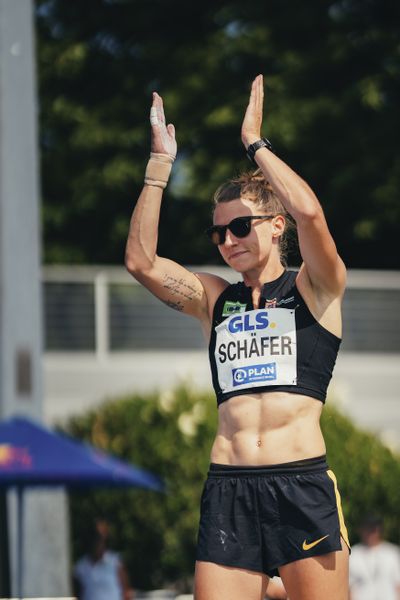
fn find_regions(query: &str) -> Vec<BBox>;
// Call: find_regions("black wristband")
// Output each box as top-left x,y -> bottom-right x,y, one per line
246,137 -> 273,165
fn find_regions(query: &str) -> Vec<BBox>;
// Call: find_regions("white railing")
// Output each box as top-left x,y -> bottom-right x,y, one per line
42,266 -> 400,356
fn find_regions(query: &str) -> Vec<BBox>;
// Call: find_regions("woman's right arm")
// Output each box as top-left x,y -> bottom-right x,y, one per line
125,92 -> 227,321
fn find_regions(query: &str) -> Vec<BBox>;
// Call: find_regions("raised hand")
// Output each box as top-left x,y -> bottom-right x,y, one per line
150,92 -> 177,159
241,74 -> 264,148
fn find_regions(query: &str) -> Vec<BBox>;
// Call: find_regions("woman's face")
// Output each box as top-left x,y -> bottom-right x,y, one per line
213,198 -> 283,273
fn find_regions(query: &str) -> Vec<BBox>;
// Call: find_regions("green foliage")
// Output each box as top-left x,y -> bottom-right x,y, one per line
66,385 -> 217,590
321,405 -> 400,544
36,0 -> 400,267
64,385 -> 400,590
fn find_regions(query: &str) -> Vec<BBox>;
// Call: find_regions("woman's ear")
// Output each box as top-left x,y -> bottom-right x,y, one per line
271,214 -> 286,239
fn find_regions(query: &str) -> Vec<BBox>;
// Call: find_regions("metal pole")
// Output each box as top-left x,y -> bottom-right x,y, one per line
0,491 -> 10,596
16,486 -> 23,600
0,4 -> 69,596
95,271 -> 110,362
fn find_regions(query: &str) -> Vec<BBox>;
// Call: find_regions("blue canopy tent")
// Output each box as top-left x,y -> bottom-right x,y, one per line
0,416 -> 164,599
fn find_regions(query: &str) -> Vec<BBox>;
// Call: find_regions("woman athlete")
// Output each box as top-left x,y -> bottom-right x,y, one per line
125,74 -> 350,600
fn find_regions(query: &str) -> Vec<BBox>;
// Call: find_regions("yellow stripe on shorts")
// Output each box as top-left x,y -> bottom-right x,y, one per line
327,469 -> 350,549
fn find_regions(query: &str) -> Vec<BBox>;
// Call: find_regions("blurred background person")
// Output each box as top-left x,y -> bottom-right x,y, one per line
73,518 -> 133,600
350,514 -> 400,600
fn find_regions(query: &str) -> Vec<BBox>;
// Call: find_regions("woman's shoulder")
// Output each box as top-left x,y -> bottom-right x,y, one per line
194,272 -> 241,323
194,271 -> 233,302
194,271 -> 231,291
294,264 -> 344,337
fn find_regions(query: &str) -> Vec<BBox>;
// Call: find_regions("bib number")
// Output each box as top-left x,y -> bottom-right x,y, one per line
215,308 -> 297,393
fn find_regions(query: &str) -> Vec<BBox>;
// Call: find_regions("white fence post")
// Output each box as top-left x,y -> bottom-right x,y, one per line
94,271 -> 109,362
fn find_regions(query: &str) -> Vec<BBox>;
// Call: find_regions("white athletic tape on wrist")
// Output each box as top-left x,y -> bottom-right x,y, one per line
150,107 -> 158,126
144,152 -> 175,189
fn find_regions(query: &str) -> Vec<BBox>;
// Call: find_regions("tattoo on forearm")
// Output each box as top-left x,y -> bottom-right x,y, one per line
162,299 -> 184,312
162,274 -> 202,303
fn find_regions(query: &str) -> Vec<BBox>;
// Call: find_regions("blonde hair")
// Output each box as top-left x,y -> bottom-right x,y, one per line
213,169 -> 296,265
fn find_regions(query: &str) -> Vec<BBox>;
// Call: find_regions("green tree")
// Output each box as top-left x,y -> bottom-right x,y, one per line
36,0 -> 400,267
65,385 -> 400,591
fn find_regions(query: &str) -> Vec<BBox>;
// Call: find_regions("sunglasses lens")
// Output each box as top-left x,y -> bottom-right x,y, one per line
206,226 -> 224,245
211,229 -> 224,245
229,217 -> 251,238
207,218 -> 252,245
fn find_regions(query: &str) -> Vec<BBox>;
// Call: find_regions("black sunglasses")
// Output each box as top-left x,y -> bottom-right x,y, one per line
206,215 -> 275,246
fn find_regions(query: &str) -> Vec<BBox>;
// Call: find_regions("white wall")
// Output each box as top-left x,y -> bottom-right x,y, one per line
43,350 -> 400,453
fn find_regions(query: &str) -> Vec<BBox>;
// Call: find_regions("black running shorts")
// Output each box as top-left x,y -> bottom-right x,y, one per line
196,455 -> 350,577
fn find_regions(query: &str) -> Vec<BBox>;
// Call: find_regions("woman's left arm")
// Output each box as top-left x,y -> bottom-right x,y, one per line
241,74 -> 346,297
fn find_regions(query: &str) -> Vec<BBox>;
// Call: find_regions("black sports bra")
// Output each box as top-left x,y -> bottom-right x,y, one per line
208,270 -> 341,406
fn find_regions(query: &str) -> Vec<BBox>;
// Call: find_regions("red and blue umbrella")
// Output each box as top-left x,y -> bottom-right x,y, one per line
0,416 -> 164,598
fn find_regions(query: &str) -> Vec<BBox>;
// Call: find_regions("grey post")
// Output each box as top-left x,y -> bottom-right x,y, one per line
0,0 -> 70,596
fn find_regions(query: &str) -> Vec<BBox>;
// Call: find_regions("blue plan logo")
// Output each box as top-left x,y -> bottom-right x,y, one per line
232,363 -> 277,386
